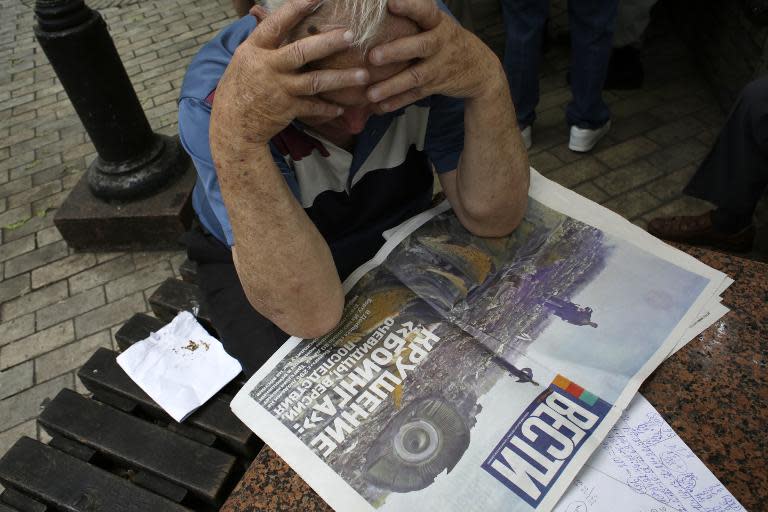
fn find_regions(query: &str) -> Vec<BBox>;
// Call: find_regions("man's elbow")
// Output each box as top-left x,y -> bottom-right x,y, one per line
495,198 -> 528,237
287,297 -> 345,339
461,194 -> 528,238
247,289 -> 345,340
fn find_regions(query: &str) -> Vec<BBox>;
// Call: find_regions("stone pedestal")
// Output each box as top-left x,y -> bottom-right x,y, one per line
36,0 -> 196,252
54,162 -> 196,252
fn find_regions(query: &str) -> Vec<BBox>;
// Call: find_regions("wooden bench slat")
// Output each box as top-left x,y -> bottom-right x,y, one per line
48,437 -> 187,504
48,437 -> 96,463
86,387 -> 138,414
164,421 -> 217,447
114,313 -> 164,351
0,488 -> 47,512
0,437 -> 190,512
38,390 -> 236,505
131,472 -> 188,504
78,348 -> 259,458
148,278 -> 214,334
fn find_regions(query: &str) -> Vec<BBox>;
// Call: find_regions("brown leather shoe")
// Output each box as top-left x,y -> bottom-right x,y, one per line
647,211 -> 755,252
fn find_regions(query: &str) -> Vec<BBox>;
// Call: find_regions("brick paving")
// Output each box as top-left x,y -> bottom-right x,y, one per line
0,0 -> 232,477
0,0 -> 766,486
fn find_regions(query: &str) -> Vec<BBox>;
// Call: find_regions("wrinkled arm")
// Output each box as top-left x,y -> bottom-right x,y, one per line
213,139 -> 345,339
206,0 -> 367,338
438,61 -> 529,238
367,0 -> 529,238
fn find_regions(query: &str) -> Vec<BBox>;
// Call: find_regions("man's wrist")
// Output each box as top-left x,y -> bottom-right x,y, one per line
210,120 -> 273,175
211,102 -> 275,148
468,59 -> 508,103
465,39 -> 507,101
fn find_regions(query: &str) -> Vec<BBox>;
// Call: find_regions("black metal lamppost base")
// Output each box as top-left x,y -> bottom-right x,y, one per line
35,0 -> 188,201
87,134 -> 188,200
35,0 -> 197,249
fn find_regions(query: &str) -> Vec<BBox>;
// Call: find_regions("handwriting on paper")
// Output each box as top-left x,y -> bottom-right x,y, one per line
554,394 -> 745,512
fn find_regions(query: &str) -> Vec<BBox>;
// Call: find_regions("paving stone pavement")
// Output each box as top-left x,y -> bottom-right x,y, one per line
1,0 -> 767,486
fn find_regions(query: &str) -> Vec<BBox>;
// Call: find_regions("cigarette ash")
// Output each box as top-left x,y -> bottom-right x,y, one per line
173,339 -> 210,355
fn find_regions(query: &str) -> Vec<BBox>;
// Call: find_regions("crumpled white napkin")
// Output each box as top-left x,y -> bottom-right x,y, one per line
117,311 -> 242,422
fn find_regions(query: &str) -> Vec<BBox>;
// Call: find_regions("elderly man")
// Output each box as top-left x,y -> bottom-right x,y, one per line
178,0 -> 529,375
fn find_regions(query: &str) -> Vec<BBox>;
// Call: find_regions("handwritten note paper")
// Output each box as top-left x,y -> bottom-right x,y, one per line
555,394 -> 745,512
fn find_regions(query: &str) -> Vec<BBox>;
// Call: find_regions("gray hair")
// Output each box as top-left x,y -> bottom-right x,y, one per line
263,0 -> 390,46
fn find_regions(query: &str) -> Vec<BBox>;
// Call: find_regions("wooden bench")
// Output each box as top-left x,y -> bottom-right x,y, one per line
0,262 -> 261,512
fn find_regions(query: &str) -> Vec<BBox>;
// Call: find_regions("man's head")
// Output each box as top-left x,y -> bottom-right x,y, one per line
264,0 -> 398,48
262,0 -> 421,134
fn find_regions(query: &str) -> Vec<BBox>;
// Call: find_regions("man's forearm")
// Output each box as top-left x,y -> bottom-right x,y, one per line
453,58 -> 529,237
213,139 -> 344,338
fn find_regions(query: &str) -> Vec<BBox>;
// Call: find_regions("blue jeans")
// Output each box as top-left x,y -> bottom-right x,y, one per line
501,0 -> 618,129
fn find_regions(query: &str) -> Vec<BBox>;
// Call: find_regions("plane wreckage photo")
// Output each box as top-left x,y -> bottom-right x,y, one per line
250,199 -> 613,506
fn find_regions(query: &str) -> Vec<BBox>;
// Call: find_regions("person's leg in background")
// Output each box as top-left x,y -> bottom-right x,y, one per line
613,0 -> 655,48
183,228 -> 288,377
500,0 -> 549,149
648,76 -> 768,251
566,0 -> 619,152
606,0 -> 659,89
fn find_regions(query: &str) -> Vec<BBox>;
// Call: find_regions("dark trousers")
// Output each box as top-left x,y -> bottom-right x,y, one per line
500,0 -> 618,129
685,76 -> 768,219
183,228 -> 287,377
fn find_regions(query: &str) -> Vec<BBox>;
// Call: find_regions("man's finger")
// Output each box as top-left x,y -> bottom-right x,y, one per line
377,88 -> 427,113
248,0 -> 324,48
387,0 -> 442,30
287,68 -> 369,96
249,4 -> 268,21
294,98 -> 345,119
367,62 -> 430,103
368,32 -> 438,66
275,29 -> 354,70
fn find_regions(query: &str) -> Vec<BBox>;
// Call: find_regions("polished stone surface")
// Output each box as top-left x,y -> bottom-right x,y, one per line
640,245 -> 768,511
222,246 -> 767,512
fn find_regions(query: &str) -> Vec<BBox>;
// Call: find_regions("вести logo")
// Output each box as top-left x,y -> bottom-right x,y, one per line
481,375 -> 611,507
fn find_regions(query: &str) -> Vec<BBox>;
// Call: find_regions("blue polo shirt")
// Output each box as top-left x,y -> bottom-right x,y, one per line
178,10 -> 465,278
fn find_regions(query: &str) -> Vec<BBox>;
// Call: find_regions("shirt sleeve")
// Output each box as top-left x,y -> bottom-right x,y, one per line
178,97 -> 295,246
424,94 -> 465,174
421,0 -> 465,174
178,97 -> 237,246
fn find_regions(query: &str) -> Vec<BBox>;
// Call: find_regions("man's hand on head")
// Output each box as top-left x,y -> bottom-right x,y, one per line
210,0 -> 370,151
366,0 -> 504,112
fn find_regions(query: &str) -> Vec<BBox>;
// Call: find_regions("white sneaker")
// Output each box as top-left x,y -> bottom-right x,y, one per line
568,120 -> 611,153
521,126 -> 532,150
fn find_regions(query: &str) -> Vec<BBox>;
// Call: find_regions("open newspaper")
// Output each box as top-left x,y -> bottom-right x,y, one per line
231,170 -> 731,512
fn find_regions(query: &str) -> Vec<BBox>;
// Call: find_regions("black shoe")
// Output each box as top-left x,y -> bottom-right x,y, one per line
647,211 -> 755,252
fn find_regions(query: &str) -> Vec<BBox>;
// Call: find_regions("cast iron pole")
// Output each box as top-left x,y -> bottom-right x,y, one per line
34,0 -> 188,200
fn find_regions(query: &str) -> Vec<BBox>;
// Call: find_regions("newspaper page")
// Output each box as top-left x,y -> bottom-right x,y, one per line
231,170 -> 730,512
